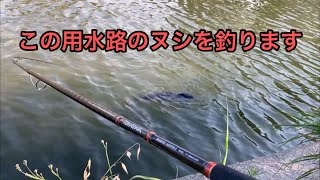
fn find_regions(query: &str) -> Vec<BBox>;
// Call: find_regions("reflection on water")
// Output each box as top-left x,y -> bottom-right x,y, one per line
1,0 -> 319,179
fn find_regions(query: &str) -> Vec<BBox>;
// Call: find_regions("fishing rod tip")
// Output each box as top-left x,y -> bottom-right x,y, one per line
12,57 -> 21,63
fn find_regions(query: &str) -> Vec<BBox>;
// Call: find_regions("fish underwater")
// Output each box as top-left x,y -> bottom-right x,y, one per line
141,92 -> 194,103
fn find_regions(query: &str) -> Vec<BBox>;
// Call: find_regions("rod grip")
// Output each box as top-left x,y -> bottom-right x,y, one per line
209,164 -> 255,180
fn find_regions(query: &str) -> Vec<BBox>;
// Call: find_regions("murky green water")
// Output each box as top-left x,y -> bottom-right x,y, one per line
1,0 -> 319,179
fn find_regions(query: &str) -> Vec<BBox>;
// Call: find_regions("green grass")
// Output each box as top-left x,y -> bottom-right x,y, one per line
247,167 -> 261,177
281,109 -> 320,179
222,97 -> 229,165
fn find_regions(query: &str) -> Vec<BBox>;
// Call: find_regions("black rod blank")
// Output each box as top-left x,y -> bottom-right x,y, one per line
13,59 -> 254,180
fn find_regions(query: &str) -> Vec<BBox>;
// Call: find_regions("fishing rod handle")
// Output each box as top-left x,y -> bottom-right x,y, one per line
147,133 -> 254,180
209,164 -> 255,180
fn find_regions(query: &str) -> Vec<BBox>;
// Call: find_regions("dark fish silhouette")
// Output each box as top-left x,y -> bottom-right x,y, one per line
141,92 -> 194,102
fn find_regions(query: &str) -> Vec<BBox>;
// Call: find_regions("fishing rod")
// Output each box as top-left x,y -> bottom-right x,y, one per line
13,57 -> 254,180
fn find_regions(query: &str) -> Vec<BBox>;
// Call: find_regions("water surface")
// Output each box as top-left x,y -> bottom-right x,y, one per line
1,0 -> 319,179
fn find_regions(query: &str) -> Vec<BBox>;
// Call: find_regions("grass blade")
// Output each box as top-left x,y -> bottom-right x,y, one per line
223,97 -> 229,165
